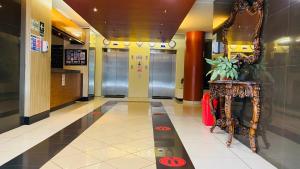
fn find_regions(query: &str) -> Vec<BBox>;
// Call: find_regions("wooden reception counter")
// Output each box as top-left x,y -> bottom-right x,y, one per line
50,69 -> 82,110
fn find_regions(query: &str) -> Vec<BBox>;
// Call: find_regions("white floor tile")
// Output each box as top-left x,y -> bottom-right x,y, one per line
40,161 -> 62,169
106,154 -> 154,169
142,163 -> 156,169
79,162 -> 116,169
71,137 -> 109,152
52,151 -> 100,169
192,157 -> 250,169
86,147 -> 129,162
134,148 -> 156,162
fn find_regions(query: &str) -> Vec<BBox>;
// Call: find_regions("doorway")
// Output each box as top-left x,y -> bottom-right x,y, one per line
149,49 -> 176,99
102,48 -> 129,98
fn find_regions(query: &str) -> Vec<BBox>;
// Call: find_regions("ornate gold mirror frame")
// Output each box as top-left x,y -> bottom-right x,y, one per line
222,0 -> 264,64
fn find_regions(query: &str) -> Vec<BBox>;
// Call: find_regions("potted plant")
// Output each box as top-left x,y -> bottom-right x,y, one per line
205,57 -> 239,81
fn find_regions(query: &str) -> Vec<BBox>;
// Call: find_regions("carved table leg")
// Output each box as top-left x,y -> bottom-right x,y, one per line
210,97 -> 217,133
225,95 -> 234,147
249,86 -> 261,152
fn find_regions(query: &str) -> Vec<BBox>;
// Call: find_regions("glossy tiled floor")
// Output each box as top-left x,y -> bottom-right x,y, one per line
0,98 -> 277,169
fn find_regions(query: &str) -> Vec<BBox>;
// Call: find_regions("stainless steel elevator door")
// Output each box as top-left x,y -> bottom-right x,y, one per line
102,48 -> 129,97
149,50 -> 176,99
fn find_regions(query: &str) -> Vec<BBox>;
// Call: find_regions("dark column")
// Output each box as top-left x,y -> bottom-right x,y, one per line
183,31 -> 205,102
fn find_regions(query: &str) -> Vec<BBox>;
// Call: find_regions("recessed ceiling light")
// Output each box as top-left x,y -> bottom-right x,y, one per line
93,7 -> 98,12
163,9 -> 167,14
0,4 -> 3,8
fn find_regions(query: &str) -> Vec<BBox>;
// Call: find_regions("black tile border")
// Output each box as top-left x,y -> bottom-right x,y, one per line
1,101 -> 195,169
21,110 -> 50,125
1,101 -> 117,169
150,102 -> 195,169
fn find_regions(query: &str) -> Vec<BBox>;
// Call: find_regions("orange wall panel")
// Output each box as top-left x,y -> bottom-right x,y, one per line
183,31 -> 205,101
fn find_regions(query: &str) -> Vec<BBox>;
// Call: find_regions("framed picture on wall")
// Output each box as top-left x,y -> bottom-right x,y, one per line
65,49 -> 87,65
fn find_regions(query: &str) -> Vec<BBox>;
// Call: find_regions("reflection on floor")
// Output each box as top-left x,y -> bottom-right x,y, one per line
0,98 -> 276,169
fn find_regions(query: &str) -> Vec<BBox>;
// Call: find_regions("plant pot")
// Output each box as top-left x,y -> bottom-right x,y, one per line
221,77 -> 232,81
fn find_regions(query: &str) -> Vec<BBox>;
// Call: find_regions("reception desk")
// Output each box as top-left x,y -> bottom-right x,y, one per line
51,69 -> 82,110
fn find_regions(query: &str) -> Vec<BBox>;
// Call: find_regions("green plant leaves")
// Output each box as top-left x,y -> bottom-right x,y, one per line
211,71 -> 219,81
205,56 -> 239,81
206,70 -> 214,76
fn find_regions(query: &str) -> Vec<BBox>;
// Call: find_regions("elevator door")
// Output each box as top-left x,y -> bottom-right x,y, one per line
102,48 -> 129,97
149,50 -> 176,99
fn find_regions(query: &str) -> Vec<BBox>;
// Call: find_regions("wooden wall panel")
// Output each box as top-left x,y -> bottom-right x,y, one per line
50,72 -> 82,109
22,0 -> 52,117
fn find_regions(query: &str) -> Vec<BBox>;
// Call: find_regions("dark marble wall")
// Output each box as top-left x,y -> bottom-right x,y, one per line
0,0 -> 21,133
232,0 -> 300,169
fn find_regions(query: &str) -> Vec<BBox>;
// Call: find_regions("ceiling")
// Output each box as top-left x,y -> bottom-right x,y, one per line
63,0 -> 196,42
178,0 -> 214,33
53,0 -> 90,28
213,0 -> 233,30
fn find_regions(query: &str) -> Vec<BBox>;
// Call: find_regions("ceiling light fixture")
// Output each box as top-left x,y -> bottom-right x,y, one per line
163,9 -> 167,14
93,7 -> 98,12
0,4 -> 3,8
276,37 -> 291,44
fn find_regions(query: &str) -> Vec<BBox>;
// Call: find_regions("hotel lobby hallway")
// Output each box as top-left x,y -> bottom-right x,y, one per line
0,98 -> 276,169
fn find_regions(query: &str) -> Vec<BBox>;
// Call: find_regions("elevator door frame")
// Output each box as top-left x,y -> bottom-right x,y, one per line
89,47 -> 96,97
102,48 -> 129,97
149,49 -> 176,99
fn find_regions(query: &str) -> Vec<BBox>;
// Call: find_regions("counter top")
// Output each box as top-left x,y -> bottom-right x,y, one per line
51,68 -> 81,74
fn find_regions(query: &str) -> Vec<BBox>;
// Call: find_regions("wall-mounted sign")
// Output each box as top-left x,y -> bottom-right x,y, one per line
136,55 -> 143,73
31,34 -> 42,52
40,22 -> 45,37
31,19 -> 39,32
65,49 -> 87,65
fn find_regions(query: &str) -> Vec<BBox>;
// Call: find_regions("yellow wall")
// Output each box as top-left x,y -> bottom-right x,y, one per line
90,34 -> 186,98
227,45 -> 254,58
22,0 -> 52,117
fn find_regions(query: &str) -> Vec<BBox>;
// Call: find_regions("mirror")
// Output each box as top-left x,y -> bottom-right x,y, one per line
222,0 -> 264,64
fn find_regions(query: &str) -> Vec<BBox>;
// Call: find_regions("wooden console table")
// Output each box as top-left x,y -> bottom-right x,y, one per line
209,80 -> 261,152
